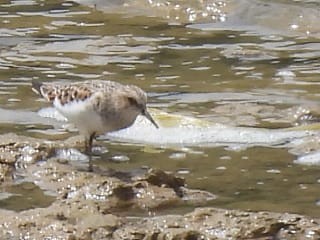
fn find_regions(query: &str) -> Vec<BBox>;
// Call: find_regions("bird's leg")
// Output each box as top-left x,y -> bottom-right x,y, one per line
84,138 -> 90,153
89,132 -> 96,152
85,132 -> 96,172
85,132 -> 96,153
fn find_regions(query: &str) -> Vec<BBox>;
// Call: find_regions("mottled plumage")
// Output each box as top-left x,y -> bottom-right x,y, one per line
32,80 -> 158,151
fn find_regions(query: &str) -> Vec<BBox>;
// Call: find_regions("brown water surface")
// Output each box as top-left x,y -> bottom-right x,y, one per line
0,0 -> 320,216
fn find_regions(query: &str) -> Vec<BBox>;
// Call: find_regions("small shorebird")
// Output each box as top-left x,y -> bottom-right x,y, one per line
32,80 -> 158,152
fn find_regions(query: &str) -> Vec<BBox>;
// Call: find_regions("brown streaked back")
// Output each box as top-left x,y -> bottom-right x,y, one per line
32,81 -> 94,105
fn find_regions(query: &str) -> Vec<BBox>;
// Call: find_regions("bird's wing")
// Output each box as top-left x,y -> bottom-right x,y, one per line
32,81 -> 94,105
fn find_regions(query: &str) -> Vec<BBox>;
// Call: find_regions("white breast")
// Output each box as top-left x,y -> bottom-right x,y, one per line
53,97 -> 106,136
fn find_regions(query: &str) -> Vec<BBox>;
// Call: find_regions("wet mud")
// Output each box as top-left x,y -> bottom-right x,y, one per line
0,133 -> 319,239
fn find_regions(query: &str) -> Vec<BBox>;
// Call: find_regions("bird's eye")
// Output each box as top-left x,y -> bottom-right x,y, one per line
127,97 -> 138,106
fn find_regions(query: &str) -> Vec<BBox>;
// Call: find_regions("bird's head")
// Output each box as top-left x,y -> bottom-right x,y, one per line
125,85 -> 159,129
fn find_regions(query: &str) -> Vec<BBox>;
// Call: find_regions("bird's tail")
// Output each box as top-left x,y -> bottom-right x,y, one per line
31,80 -> 43,95
31,81 -> 56,102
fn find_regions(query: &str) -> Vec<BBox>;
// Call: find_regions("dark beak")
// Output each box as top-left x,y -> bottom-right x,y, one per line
143,109 -> 159,128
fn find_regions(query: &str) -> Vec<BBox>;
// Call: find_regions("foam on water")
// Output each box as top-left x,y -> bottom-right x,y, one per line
38,107 -> 68,122
38,107 -> 314,149
107,115 -> 311,148
294,151 -> 320,166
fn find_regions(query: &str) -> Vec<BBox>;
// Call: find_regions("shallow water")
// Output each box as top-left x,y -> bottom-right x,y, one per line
0,0 -> 320,216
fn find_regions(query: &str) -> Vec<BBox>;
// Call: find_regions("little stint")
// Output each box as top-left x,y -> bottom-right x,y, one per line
32,80 -> 158,152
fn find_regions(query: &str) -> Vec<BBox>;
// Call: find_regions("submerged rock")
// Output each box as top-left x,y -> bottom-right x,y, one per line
0,133 -> 319,239
113,208 -> 320,239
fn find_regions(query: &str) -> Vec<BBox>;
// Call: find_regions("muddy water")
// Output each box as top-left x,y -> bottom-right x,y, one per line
1,0 -> 320,217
